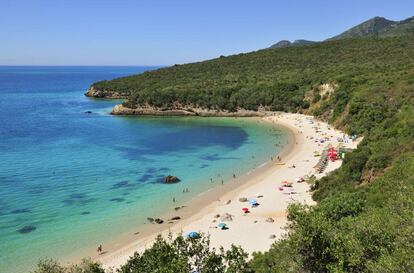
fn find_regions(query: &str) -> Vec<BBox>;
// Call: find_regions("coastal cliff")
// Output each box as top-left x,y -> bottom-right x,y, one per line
111,104 -> 265,117
84,86 -> 129,99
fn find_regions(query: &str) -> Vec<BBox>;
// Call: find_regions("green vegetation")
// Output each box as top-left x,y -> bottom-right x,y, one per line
118,235 -> 251,273
86,34 -> 414,272
33,235 -> 251,273
31,259 -> 105,273
92,36 -> 413,115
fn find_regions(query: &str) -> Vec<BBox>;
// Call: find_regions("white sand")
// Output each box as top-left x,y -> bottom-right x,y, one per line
97,113 -> 360,270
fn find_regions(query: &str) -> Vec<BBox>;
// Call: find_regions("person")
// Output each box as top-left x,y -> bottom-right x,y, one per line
173,197 -> 176,202
221,179 -> 224,185
97,244 -> 103,255
233,173 -> 236,179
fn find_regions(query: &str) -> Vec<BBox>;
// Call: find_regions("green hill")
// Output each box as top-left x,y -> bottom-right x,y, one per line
80,34 -> 414,272
90,35 -> 413,119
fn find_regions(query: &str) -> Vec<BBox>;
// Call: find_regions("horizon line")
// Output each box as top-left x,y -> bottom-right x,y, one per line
0,64 -> 167,67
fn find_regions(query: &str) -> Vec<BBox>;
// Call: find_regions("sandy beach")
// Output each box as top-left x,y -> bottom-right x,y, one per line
95,112 -> 360,270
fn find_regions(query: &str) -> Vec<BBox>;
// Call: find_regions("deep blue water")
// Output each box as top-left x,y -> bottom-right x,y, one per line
0,66 -> 286,272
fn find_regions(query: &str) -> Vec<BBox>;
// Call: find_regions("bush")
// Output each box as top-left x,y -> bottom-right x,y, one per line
118,234 -> 251,273
32,259 -> 105,273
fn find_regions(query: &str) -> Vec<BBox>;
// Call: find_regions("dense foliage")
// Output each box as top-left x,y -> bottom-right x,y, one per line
118,234 -> 251,273
31,259 -> 105,273
45,35 -> 414,272
33,235 -> 251,273
92,36 -> 413,114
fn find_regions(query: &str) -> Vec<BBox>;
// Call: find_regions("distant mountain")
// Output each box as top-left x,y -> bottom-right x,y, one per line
270,15 -> 414,48
269,40 -> 292,48
328,16 -> 414,40
376,16 -> 414,37
328,16 -> 396,40
270,39 -> 316,49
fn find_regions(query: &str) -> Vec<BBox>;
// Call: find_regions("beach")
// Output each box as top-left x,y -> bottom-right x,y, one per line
95,112 -> 360,270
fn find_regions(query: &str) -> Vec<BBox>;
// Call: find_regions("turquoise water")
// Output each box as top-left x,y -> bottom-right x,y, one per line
0,66 -> 286,272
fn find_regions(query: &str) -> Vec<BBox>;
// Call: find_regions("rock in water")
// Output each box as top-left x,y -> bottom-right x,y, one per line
174,206 -> 185,211
164,175 -> 181,184
17,225 -> 36,234
154,218 -> 164,224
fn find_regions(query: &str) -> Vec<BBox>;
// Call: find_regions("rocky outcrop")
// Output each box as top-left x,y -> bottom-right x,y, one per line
147,217 -> 164,224
154,218 -> 164,224
84,86 -> 129,99
164,175 -> 181,184
111,104 -> 266,117
112,104 -> 198,116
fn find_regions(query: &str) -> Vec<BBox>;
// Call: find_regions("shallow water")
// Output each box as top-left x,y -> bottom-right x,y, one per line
0,66 -> 287,272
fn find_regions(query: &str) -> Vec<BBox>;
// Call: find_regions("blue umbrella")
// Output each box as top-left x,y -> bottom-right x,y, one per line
249,199 -> 258,205
186,231 -> 200,239
218,223 -> 227,229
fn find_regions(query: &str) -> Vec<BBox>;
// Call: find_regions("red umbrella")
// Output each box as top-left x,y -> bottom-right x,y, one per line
242,208 -> 250,213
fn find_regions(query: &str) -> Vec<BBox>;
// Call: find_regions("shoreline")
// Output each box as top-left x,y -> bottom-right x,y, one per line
65,115 -> 295,266
80,112 -> 359,270
111,104 -> 266,117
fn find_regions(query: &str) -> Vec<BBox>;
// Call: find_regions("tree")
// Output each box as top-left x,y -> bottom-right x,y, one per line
118,234 -> 251,273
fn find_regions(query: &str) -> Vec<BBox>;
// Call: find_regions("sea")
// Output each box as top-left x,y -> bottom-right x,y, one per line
0,66 -> 287,272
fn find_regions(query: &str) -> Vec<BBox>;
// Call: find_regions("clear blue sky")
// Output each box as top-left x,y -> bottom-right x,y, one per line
0,0 -> 413,65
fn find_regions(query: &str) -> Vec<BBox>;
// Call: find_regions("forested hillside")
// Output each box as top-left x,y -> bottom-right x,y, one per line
36,33 -> 410,272
87,35 -> 414,272
91,36 -> 413,116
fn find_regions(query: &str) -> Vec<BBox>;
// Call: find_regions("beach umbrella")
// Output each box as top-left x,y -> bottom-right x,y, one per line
278,187 -> 284,191
186,231 -> 200,239
242,207 -> 250,213
249,199 -> 259,207
218,223 -> 227,229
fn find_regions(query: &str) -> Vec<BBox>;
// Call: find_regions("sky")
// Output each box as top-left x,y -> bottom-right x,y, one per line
0,0 -> 413,66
